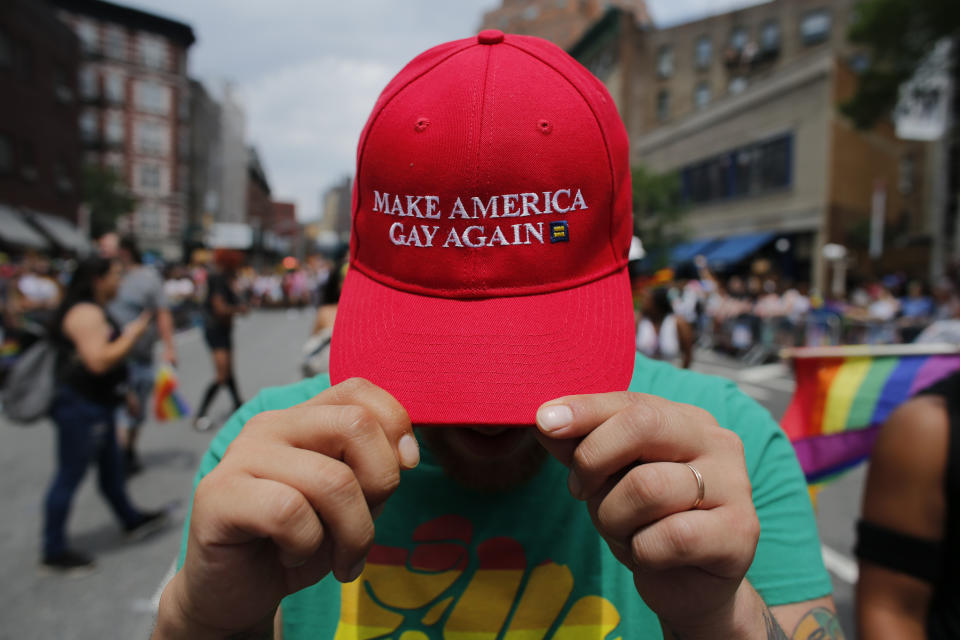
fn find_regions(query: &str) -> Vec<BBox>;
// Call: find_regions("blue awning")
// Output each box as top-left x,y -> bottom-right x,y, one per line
670,238 -> 719,265
702,231 -> 776,268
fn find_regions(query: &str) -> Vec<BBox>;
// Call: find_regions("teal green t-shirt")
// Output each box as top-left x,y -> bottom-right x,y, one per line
179,355 -> 831,639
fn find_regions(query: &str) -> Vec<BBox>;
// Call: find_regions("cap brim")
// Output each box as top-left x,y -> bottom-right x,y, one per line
330,266 -> 635,426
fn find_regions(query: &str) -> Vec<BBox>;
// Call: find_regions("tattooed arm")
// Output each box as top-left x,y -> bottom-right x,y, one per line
663,592 -> 844,640
769,596 -> 845,639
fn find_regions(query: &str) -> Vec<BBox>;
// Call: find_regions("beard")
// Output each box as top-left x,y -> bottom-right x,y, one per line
417,427 -> 550,493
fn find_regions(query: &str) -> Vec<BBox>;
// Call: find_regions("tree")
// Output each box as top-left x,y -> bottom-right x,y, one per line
841,0 -> 960,129
81,164 -> 136,239
631,164 -> 686,270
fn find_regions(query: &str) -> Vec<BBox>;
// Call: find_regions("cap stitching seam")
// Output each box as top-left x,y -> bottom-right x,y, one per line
352,40 -> 479,271
502,40 -> 622,266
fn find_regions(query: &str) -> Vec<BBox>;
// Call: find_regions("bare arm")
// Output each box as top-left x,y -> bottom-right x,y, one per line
676,316 -> 694,369
157,308 -> 177,364
212,293 -> 243,319
63,303 -> 150,375
311,305 -> 337,336
661,588 -> 843,639
856,397 -> 946,639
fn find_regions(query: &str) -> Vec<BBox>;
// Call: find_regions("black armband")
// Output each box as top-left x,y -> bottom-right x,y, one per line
855,519 -> 942,583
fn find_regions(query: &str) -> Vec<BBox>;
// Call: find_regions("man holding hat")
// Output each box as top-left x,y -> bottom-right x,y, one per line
154,31 -> 840,639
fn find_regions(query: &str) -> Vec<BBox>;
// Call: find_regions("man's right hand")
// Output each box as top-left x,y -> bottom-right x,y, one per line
153,378 -> 419,639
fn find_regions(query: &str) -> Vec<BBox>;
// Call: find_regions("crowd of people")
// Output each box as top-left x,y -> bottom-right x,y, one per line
633,258 -> 960,368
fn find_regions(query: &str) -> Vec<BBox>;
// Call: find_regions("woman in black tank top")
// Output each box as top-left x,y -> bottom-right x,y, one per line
856,370 -> 960,638
40,257 -> 167,573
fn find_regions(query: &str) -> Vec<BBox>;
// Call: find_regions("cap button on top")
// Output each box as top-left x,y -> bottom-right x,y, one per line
477,29 -> 504,45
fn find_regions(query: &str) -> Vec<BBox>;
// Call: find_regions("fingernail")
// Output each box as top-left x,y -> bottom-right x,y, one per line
568,470 -> 583,499
537,404 -> 573,432
398,434 -> 420,469
346,558 -> 366,582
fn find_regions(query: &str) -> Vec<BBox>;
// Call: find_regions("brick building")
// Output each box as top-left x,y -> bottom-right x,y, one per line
245,145 -> 273,257
270,200 -> 300,256
0,0 -> 84,252
52,0 -> 194,260
570,0 -> 935,289
479,0 -> 651,51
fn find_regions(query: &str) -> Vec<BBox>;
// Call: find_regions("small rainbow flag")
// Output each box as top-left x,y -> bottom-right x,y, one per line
781,344 -> 960,486
154,365 -> 191,421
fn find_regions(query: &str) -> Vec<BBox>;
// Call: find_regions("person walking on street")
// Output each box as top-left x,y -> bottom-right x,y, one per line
42,257 -> 168,574
105,235 -> 178,475
193,249 -> 246,432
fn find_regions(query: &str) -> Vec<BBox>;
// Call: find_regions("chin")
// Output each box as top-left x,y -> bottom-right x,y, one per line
417,427 -> 548,493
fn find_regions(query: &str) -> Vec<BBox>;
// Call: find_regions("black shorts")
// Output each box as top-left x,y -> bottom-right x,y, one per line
204,326 -> 233,351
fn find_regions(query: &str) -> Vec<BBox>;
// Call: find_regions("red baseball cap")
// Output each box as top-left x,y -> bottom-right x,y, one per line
330,30 -> 635,426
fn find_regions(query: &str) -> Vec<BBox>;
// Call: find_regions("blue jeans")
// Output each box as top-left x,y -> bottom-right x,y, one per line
117,360 -> 154,431
43,385 -> 141,556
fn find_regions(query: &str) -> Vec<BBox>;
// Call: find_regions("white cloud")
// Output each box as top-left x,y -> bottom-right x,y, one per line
650,0 -> 770,26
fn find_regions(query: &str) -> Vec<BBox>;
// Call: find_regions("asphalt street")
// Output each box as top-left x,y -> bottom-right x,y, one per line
0,311 -> 864,638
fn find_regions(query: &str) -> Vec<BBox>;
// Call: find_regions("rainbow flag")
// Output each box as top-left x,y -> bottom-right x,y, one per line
781,345 -> 960,485
153,365 -> 191,421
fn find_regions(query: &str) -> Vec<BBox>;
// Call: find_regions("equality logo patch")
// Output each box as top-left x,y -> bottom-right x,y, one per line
550,221 -> 569,243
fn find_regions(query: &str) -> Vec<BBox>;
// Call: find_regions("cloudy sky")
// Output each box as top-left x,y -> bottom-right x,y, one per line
126,0 -> 767,221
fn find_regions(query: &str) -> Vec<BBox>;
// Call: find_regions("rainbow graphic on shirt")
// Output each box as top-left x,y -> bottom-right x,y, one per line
153,366 -> 191,421
781,345 -> 960,485
334,515 -> 622,639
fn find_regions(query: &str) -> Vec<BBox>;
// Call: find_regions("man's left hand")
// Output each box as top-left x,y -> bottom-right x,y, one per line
535,392 -> 761,636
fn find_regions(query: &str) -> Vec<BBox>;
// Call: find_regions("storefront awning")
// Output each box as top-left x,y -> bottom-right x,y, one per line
0,205 -> 49,250
24,210 -> 91,254
702,231 -> 776,268
670,238 -> 719,265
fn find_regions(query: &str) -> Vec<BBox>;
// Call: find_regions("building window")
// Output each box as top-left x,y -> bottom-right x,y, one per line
54,161 -> 74,193
54,67 -> 74,103
105,111 -> 124,145
20,141 -> 37,182
728,76 -> 748,95
75,21 -> 99,54
137,204 -> 166,236
657,45 -> 674,78
523,5 -> 540,20
730,27 -> 748,52
801,10 -> 832,46
135,80 -> 170,115
105,153 -> 124,174
79,66 -> 98,99
694,82 -> 711,110
104,26 -> 126,60
680,134 -> 793,204
0,134 -> 13,174
695,36 -> 712,69
138,34 -> 166,70
0,29 -> 13,69
136,121 -> 170,155
761,21 -> 781,53
899,154 -> 916,195
656,89 -> 670,121
105,70 -> 125,104
138,163 -> 161,191
79,110 -> 98,142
